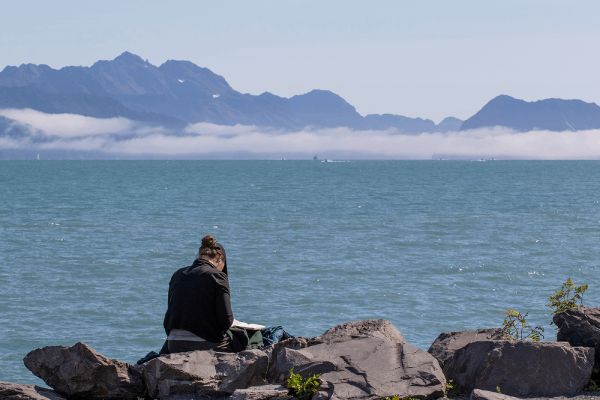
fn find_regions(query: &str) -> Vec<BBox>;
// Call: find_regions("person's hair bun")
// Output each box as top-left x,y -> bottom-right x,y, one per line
201,235 -> 216,249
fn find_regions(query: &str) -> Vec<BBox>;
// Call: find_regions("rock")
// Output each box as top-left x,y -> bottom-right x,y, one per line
0,381 -> 67,400
161,386 -> 293,400
443,340 -> 594,397
227,384 -> 294,400
266,337 -> 316,382
312,319 -> 406,345
470,389 -> 519,400
267,336 -> 445,400
554,306 -> 600,369
427,328 -> 505,369
23,342 -> 144,399
267,319 -> 407,388
142,349 -> 268,399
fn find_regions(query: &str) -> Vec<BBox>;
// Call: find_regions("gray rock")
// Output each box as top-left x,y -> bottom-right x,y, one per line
554,306 -> 600,369
161,385 -> 293,400
227,384 -> 294,400
428,328 -> 505,369
266,337 -> 316,383
443,340 -> 595,397
312,319 -> 407,345
470,389 -> 519,400
0,381 -> 67,400
23,342 -> 144,399
266,320 -> 407,387
142,349 -> 268,399
268,336 -> 445,400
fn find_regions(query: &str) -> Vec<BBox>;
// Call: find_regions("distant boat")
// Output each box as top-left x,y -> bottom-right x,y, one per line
313,155 -> 318,160
281,157 -> 285,160
322,159 -> 333,162
37,154 -> 39,160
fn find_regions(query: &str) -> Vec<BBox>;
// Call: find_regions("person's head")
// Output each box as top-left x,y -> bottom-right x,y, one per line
199,235 -> 225,271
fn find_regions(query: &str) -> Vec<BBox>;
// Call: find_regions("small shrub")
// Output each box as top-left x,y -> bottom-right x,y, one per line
380,397 -> 417,400
445,380 -> 460,397
547,278 -> 588,324
501,309 -> 544,341
284,368 -> 322,400
587,369 -> 600,391
496,386 -> 501,394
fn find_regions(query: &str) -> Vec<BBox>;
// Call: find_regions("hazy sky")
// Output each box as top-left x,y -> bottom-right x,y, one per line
1,1 -> 599,122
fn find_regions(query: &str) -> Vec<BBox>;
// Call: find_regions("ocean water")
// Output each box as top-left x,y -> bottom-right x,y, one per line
1,160 -> 599,385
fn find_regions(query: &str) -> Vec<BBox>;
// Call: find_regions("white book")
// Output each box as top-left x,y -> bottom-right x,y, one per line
232,319 -> 266,330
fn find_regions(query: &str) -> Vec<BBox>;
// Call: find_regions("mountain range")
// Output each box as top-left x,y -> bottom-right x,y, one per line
1,51 -> 600,133
0,52 -> 459,133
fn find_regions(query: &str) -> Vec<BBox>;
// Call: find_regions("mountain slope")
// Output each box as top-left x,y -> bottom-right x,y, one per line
0,52 -> 462,131
0,86 -> 187,128
289,90 -> 364,128
461,95 -> 600,132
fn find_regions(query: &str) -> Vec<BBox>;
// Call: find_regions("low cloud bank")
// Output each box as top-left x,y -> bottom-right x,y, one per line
2,109 -> 600,159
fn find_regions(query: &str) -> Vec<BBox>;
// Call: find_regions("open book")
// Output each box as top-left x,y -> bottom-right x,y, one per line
232,319 -> 266,330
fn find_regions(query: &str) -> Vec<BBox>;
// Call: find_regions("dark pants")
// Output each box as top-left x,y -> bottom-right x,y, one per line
167,337 -> 234,353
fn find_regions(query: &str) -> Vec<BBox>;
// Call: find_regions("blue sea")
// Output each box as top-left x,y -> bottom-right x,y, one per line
1,160 -> 599,385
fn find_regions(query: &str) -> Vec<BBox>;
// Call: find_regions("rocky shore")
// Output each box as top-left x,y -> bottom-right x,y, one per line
2,307 -> 600,400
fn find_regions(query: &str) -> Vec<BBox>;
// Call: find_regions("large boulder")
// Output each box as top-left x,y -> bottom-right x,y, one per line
142,349 -> 268,399
427,328 -> 505,369
554,306 -> 600,369
443,340 -> 594,397
470,389 -> 519,400
266,319 -> 407,386
267,336 -> 445,400
23,342 -> 144,399
311,319 -> 406,345
0,381 -> 67,400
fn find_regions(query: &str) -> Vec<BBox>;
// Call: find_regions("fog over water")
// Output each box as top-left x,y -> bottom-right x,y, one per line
2,109 -> 600,159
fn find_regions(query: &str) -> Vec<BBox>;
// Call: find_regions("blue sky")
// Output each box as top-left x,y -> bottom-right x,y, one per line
1,0 -> 599,122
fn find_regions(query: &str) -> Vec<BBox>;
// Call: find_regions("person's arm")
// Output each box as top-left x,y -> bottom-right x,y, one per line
163,274 -> 175,336
214,275 -> 234,331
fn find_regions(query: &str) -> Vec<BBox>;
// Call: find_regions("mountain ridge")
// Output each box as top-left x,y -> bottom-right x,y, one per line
461,95 -> 600,132
0,52 -> 461,133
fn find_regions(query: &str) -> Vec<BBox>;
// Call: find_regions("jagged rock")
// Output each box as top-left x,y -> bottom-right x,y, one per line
311,319 -> 406,344
266,320 -> 407,386
444,340 -> 594,397
266,337 -> 315,382
161,385 -> 293,400
142,349 -> 268,399
23,342 -> 144,399
427,328 -> 505,369
554,306 -> 600,369
267,336 -> 445,400
227,384 -> 294,400
0,381 -> 67,400
470,389 -> 519,400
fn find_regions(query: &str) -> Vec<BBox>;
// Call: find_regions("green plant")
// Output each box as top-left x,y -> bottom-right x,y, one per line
547,278 -> 588,324
587,369 -> 600,391
379,397 -> 417,400
501,309 -> 545,341
496,386 -> 501,394
445,380 -> 459,397
284,368 -> 322,400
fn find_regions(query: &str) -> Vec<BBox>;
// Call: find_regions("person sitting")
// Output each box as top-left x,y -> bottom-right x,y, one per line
163,235 -> 234,353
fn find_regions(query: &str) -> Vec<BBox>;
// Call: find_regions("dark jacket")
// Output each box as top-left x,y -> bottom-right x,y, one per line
163,258 -> 234,343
